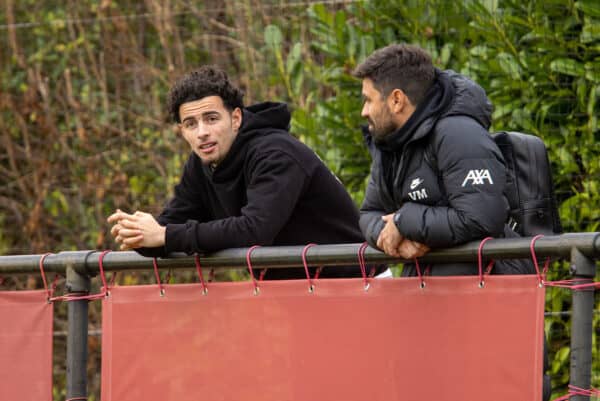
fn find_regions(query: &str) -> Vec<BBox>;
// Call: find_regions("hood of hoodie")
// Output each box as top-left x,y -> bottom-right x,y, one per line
442,69 -> 493,129
205,101 -> 291,181
366,69 -> 493,153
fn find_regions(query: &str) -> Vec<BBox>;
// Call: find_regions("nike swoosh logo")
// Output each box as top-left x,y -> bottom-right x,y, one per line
410,178 -> 424,190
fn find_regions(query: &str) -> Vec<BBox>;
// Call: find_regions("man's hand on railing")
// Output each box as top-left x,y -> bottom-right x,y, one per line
107,209 -> 166,251
377,214 -> 430,259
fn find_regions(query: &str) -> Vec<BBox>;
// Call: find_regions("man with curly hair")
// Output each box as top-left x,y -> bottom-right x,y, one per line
107,65 -> 385,279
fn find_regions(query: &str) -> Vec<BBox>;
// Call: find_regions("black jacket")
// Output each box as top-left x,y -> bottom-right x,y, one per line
360,70 -> 532,276
140,102 -> 376,279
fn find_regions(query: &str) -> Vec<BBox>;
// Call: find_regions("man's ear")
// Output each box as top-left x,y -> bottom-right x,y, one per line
388,89 -> 409,114
231,107 -> 242,132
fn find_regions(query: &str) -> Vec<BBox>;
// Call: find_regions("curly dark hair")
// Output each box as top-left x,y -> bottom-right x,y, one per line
353,44 -> 435,107
167,65 -> 244,123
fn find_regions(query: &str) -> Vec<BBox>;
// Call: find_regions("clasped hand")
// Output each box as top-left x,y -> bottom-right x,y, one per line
107,209 -> 166,250
376,214 -> 430,259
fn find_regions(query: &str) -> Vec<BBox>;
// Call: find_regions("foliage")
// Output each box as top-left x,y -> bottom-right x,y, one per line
0,0 -> 295,254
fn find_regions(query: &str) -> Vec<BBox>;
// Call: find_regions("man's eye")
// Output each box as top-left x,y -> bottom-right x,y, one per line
184,120 -> 197,129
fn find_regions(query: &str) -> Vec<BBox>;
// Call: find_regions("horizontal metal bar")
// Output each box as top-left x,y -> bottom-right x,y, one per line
54,329 -> 102,338
544,310 -> 600,318
1,232 -> 598,276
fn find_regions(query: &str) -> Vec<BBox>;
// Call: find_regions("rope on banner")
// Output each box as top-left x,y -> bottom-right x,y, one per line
194,254 -> 208,295
301,243 -> 317,293
49,250 -> 111,302
543,280 -> 600,290
568,385 -> 600,398
39,252 -> 58,302
477,237 -> 495,288
354,243 -> 378,279
152,257 -> 165,297
477,237 -> 494,288
246,245 -> 261,295
530,234 -> 550,286
529,235 -> 600,290
357,242 -> 370,291
413,257 -> 425,289
552,384 -> 600,400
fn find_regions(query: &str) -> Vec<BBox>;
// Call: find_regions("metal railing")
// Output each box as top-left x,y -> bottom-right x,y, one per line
1,232 -> 599,401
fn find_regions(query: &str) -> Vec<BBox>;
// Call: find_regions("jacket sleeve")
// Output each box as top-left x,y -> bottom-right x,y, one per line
393,116 -> 508,248
135,156 -> 211,257
163,150 -> 309,253
359,170 -> 388,249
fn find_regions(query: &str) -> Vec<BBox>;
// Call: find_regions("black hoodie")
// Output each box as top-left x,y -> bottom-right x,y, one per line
360,70 -> 533,276
139,102 -> 375,279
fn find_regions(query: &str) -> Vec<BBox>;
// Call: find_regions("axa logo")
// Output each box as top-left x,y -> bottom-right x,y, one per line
408,188 -> 428,201
410,177 -> 424,190
461,169 -> 494,187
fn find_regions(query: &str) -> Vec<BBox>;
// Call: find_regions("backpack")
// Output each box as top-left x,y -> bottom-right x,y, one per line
491,131 -> 562,236
425,131 -> 562,237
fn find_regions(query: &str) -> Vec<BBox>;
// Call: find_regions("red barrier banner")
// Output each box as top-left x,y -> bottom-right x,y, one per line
0,290 -> 53,401
102,275 -> 544,401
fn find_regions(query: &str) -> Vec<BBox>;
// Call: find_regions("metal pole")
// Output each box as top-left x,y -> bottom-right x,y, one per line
569,247 -> 596,401
65,263 -> 91,401
1,233 -> 598,274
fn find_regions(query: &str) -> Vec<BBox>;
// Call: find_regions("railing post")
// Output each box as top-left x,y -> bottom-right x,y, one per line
65,264 -> 91,401
569,247 -> 596,401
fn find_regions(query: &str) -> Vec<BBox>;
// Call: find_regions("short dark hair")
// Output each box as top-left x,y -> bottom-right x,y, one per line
168,65 -> 244,123
353,44 -> 435,106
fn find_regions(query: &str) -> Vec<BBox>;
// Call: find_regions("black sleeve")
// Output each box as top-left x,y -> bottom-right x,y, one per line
359,169 -> 388,249
163,150 -> 309,253
135,156 -> 211,257
394,117 -> 508,248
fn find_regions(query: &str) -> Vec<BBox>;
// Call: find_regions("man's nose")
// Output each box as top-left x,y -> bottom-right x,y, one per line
195,122 -> 210,138
361,104 -> 369,119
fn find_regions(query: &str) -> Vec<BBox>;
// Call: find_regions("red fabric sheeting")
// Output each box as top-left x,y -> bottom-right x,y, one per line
0,290 -> 53,401
102,275 -> 544,401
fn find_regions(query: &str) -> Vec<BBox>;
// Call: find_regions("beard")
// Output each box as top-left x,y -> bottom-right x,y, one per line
368,106 -> 397,140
